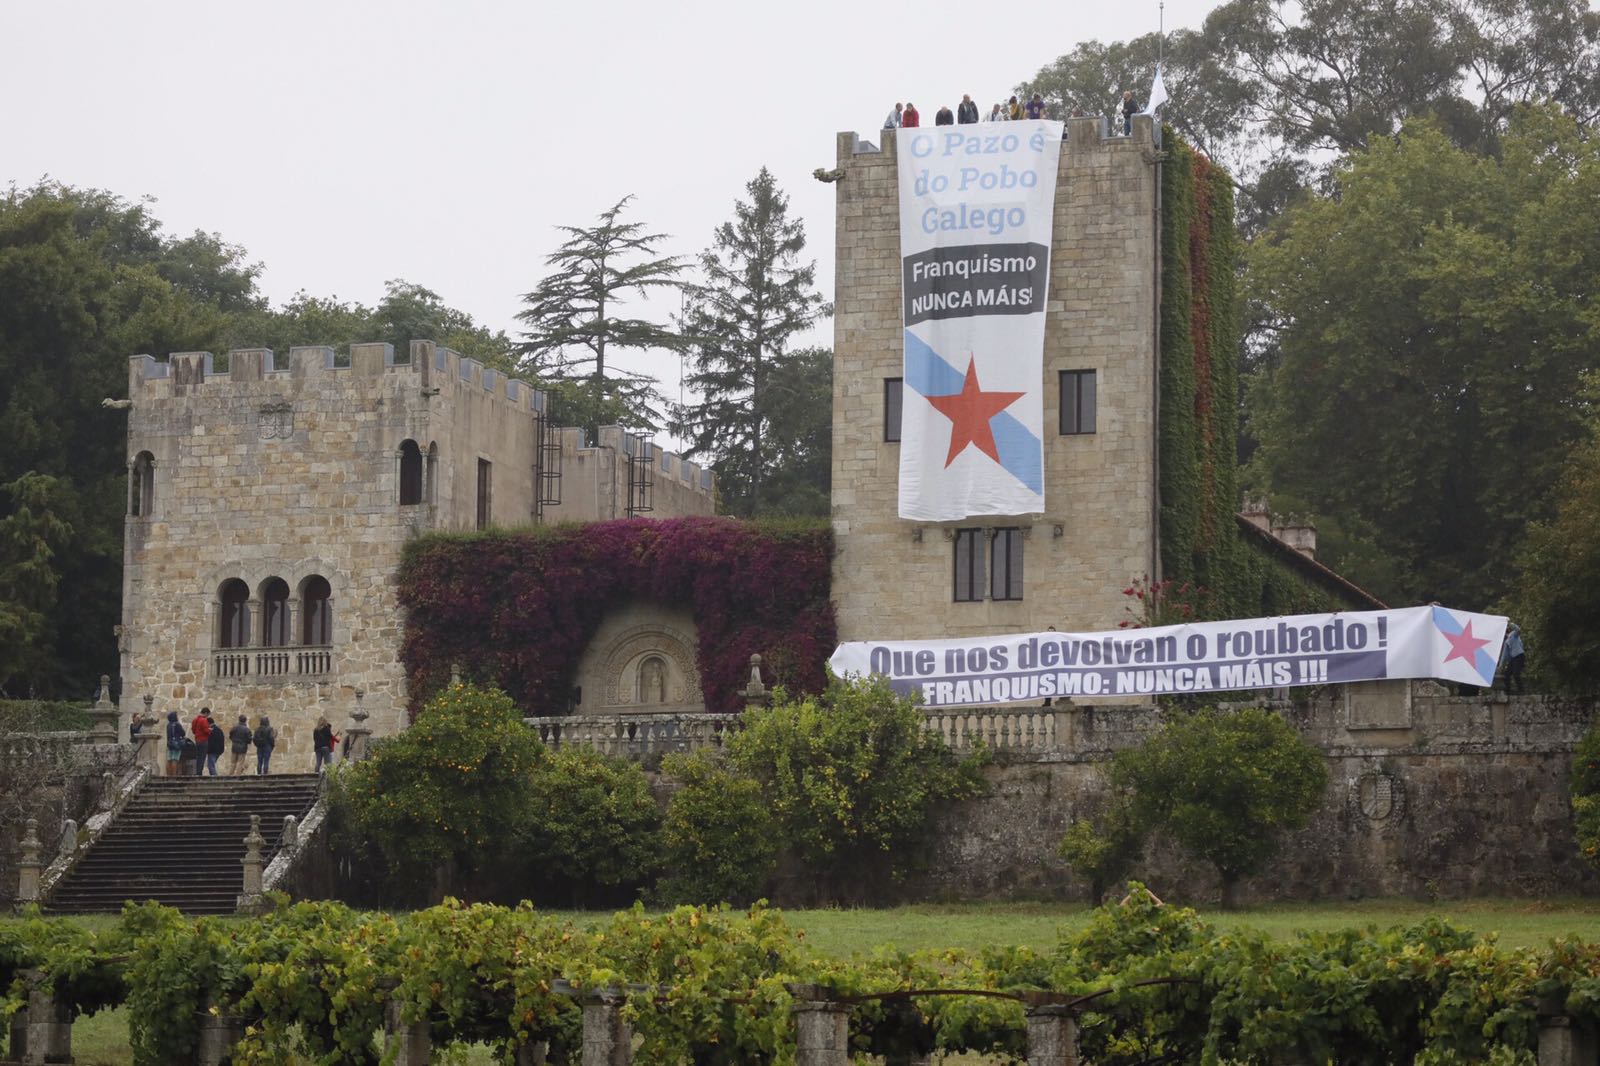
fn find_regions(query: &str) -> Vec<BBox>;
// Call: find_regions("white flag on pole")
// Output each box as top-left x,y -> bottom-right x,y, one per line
1143,65 -> 1169,115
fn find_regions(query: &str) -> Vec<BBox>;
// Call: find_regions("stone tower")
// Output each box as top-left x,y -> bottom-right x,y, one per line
120,340 -> 714,758
829,116 -> 1163,641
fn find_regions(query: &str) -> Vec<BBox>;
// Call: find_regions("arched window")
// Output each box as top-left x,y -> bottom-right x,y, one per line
399,439 -> 423,505
300,575 -> 332,646
219,579 -> 251,649
131,451 -> 155,517
260,578 -> 290,647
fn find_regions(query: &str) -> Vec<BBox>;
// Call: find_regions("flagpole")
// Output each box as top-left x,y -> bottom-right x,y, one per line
1158,0 -> 1165,64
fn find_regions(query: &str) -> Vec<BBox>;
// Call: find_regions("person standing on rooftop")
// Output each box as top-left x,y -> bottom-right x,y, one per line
935,104 -> 955,125
986,102 -> 1004,121
903,102 -> 921,127
1025,92 -> 1046,119
1006,95 -> 1023,120
957,94 -> 979,123
883,102 -> 903,129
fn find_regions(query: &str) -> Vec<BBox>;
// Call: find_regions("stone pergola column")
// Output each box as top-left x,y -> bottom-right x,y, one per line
788,985 -> 850,1066
1025,1004 -> 1079,1066
580,989 -> 633,1066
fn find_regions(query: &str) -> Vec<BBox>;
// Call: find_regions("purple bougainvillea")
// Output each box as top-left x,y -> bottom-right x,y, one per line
397,518 -> 835,716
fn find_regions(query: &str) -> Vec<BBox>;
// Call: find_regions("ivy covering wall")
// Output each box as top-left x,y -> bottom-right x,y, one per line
397,517 -> 834,716
1159,136 -> 1376,616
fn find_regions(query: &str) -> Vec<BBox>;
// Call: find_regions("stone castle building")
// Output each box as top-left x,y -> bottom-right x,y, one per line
119,340 -> 714,757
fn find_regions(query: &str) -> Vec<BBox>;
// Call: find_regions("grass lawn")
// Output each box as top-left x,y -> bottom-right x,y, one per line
24,897 -> 1600,1065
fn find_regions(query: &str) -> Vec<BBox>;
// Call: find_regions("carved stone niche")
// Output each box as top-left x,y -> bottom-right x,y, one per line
571,603 -> 704,714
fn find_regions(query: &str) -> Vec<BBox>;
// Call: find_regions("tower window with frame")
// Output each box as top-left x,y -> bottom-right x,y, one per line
953,528 -> 985,602
884,378 -> 903,442
476,458 -> 492,530
1059,369 -> 1097,435
218,579 -> 251,649
990,527 -> 1024,601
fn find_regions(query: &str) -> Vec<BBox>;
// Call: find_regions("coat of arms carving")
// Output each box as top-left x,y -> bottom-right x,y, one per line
258,402 -> 294,440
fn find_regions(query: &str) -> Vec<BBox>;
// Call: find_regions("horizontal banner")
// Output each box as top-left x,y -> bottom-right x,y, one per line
828,606 -> 1508,708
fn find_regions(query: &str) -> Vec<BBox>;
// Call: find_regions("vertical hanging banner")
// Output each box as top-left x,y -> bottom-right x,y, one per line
897,121 -> 1064,520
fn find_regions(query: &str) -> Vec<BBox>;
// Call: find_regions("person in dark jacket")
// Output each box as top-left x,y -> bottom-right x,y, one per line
227,715 -> 253,775
312,716 -> 337,773
180,736 -> 198,776
255,716 -> 276,775
1122,90 -> 1138,134
204,710 -> 224,776
957,94 -> 979,124
190,709 -> 211,776
935,104 -> 955,126
164,711 -> 184,777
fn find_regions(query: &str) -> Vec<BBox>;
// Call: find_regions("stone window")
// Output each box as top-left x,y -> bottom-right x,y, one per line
1059,369 -> 1097,434
399,439 -> 424,505
990,527 -> 1025,601
218,579 -> 251,648
476,458 -> 492,529
260,578 -> 291,647
884,378 -> 903,442
130,451 -> 155,517
300,576 -> 332,646
953,528 -> 985,602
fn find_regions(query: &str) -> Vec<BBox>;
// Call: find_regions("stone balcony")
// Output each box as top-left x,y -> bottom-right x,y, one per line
210,646 -> 333,682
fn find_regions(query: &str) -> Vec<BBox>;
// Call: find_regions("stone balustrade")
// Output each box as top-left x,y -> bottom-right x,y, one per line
922,707 -> 1062,753
211,645 -> 333,681
522,713 -> 740,758
0,730 -> 118,767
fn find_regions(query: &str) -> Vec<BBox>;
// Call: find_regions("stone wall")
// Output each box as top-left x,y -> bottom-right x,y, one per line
915,689 -> 1600,903
120,340 -> 714,758
829,117 -> 1163,643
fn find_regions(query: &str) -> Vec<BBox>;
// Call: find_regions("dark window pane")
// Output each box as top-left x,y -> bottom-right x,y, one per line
219,579 -> 250,648
301,576 -> 332,645
1059,370 -> 1098,435
991,528 -> 1025,601
260,578 -> 290,647
885,378 -> 903,442
954,528 -> 984,602
399,440 -> 423,505
476,459 -> 492,529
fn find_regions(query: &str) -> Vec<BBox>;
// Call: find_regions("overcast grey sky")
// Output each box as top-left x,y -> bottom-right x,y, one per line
2,0 -> 1217,414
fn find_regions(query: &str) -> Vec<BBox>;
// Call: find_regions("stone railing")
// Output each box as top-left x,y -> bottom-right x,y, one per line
922,706 -> 1063,753
523,713 -> 740,758
211,645 -> 332,681
0,730 -> 123,768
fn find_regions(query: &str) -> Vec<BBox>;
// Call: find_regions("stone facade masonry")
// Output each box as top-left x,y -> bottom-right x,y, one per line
830,116 -> 1163,642
120,340 -> 713,763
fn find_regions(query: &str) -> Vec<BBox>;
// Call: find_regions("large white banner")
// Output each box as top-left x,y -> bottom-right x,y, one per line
896,121 -> 1063,520
829,606 -> 1508,708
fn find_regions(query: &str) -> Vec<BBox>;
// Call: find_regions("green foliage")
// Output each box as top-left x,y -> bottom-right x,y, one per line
1110,708 -> 1328,906
1248,107 -> 1600,607
730,676 -> 988,900
673,168 -> 831,517
1058,797 -> 1145,903
517,747 -> 661,906
514,195 -> 688,434
1573,720 -> 1600,871
659,750 -> 779,905
343,682 -> 546,902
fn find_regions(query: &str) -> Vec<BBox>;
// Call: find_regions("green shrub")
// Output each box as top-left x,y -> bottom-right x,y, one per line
730,675 -> 987,900
1574,719 -> 1600,870
1111,707 -> 1328,908
659,750 -> 778,905
344,681 -> 545,902
1058,793 -> 1144,904
517,747 -> 661,906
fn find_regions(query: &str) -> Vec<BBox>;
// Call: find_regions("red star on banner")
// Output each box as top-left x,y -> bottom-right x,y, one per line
925,357 -> 1025,467
1441,619 -> 1491,665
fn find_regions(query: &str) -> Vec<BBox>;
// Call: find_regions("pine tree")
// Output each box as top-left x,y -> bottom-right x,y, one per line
674,169 -> 829,516
514,197 -> 687,436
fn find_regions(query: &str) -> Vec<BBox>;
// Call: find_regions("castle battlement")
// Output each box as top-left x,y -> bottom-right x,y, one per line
838,112 -> 1161,167
129,340 -> 552,419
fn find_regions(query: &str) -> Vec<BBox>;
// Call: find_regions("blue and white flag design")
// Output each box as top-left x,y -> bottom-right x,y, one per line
896,121 -> 1063,520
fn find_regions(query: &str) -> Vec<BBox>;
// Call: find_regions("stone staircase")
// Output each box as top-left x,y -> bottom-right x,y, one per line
47,774 -> 322,914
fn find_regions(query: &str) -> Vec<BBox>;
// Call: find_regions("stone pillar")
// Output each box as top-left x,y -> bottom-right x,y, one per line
343,691 -> 372,763
197,1003 -> 245,1066
21,969 -> 72,1065
17,818 -> 42,906
745,653 -> 768,712
99,771 -> 117,814
89,674 -> 118,742
788,985 -> 850,1066
1538,1002 -> 1598,1066
57,819 -> 78,862
1025,1005 -> 1079,1066
137,695 -> 162,772
580,989 -> 633,1066
381,980 -> 432,1066
237,815 -> 265,915
281,814 -> 299,851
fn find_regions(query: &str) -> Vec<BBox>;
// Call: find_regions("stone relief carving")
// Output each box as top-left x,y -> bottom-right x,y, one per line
598,625 -> 700,708
1351,770 -> 1405,824
258,402 -> 294,440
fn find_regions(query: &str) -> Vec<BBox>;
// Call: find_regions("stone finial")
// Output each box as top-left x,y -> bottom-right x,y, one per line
745,654 -> 768,708
450,662 -> 462,687
238,815 -> 266,913
18,818 -> 42,904
281,814 -> 299,850
344,691 -> 373,762
57,819 -> 79,860
89,674 -> 118,742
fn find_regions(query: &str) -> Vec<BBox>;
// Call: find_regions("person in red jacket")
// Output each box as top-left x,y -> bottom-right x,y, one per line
902,102 -> 920,128
190,708 -> 212,776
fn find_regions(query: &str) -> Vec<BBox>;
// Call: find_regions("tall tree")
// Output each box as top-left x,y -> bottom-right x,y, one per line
514,197 -> 687,436
1246,107 -> 1600,606
673,169 -> 828,517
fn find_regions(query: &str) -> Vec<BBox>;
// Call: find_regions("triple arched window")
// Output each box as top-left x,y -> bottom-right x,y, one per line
214,575 -> 334,650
